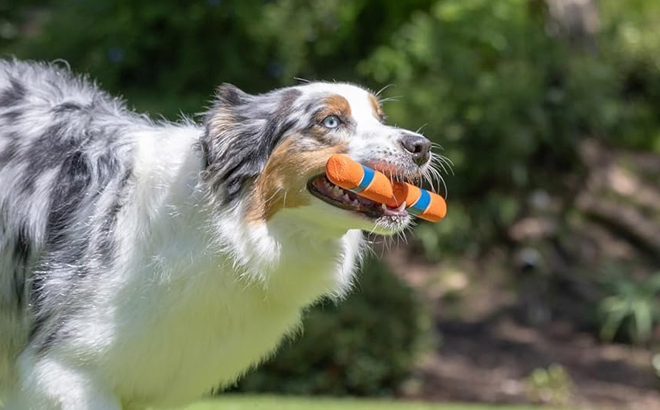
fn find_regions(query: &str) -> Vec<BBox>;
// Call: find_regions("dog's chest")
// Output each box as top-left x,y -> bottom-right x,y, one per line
106,243 -> 338,407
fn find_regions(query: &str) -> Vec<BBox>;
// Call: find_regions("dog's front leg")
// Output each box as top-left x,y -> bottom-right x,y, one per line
4,354 -> 122,410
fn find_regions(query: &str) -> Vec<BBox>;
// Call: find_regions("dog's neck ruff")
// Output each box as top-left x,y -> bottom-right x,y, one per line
134,123 -> 363,298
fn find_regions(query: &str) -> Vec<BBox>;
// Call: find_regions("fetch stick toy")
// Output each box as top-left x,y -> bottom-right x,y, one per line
325,154 -> 447,222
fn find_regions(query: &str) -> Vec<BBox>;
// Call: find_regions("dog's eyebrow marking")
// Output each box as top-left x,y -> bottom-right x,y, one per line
368,94 -> 386,122
314,95 -> 351,122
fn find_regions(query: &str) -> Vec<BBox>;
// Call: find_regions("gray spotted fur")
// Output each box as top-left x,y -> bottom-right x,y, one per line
0,60 -> 158,377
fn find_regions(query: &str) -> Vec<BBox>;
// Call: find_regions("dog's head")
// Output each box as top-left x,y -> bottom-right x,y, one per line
201,82 -> 435,236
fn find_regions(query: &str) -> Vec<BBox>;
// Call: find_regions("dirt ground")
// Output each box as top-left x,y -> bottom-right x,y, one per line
413,317 -> 660,410
382,142 -> 660,410
387,250 -> 660,410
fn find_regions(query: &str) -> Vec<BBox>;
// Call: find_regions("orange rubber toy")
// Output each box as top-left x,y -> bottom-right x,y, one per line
392,182 -> 447,222
325,154 -> 447,222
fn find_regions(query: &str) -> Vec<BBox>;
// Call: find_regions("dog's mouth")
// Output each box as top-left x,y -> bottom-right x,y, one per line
307,175 -> 407,220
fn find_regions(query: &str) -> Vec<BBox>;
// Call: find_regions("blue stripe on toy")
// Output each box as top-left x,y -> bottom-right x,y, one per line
408,189 -> 431,216
349,165 -> 375,193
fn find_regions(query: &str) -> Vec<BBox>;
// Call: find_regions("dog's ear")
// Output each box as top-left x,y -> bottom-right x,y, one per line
213,83 -> 251,108
201,84 -> 302,203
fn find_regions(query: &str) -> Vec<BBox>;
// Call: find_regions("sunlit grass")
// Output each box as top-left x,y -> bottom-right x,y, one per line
0,394 -> 575,409
183,395 -> 569,410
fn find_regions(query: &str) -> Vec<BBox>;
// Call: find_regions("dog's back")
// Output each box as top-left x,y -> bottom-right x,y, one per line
0,60 -> 137,387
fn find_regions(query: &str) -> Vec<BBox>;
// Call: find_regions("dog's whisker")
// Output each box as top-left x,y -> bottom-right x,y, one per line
379,96 -> 402,104
375,84 -> 395,97
437,157 -> 455,175
415,124 -> 428,134
430,153 -> 454,176
423,172 -> 436,193
432,158 -> 450,176
430,168 -> 448,199
438,154 -> 454,167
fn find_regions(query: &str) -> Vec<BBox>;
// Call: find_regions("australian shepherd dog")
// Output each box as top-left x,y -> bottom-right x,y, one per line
0,59 -> 438,409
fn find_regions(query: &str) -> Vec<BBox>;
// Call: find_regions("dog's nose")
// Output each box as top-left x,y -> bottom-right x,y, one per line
400,133 -> 431,166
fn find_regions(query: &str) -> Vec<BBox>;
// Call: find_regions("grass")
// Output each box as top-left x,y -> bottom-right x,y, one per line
1,394 -> 570,409
184,396 -> 569,410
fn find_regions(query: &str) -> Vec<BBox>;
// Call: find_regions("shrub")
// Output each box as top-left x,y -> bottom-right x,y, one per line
598,271 -> 660,344
525,364 -> 573,406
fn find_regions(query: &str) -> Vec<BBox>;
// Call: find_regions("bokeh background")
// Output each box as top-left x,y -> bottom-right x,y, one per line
2,0 -> 660,409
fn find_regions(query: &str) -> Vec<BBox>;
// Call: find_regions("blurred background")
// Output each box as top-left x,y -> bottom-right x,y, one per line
1,0 -> 659,409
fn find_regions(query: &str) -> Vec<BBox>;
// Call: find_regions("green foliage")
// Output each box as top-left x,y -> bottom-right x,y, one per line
3,0 -> 660,356
525,364 -> 573,406
598,271 -> 660,344
189,395 -> 563,410
7,0 -> 279,113
598,0 -> 660,152
242,0 -> 434,85
5,0 -> 436,116
353,0 -> 660,258
234,259 -> 432,396
5,1 -> 660,242
358,0 -> 643,257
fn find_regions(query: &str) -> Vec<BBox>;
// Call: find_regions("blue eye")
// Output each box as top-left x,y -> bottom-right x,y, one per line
322,115 -> 340,129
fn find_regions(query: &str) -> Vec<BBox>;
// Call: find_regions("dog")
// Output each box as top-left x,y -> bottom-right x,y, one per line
0,59 -> 436,410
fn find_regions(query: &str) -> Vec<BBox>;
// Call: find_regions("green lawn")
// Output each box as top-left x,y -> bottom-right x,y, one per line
185,396 -> 568,410
1,395 -> 570,409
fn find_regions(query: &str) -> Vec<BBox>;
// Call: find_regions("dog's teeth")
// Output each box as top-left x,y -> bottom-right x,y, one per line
381,204 -> 387,211
396,201 -> 407,212
343,194 -> 350,202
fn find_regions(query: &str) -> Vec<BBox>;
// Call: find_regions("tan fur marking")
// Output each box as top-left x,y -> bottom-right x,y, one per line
246,137 -> 348,223
314,95 -> 352,123
368,94 -> 384,121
